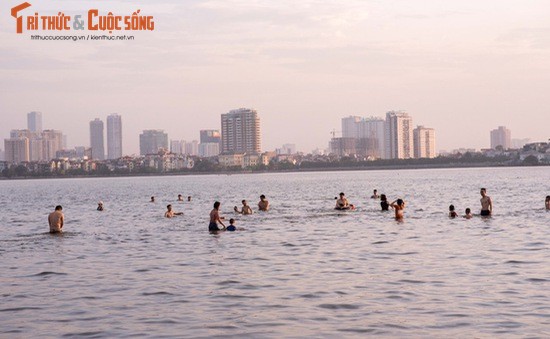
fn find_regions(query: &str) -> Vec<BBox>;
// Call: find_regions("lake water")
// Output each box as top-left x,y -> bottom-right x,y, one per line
1,167 -> 549,337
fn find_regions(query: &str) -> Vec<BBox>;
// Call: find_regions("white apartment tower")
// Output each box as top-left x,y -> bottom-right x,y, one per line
413,126 -> 436,158
385,111 -> 413,159
27,111 -> 42,132
106,114 -> 122,159
221,108 -> 261,154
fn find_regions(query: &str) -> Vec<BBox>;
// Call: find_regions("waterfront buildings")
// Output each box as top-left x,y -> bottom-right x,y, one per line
140,130 -> 168,155
89,118 -> 105,160
27,111 -> 42,132
199,130 -> 220,157
221,108 -> 261,154
413,126 -> 436,159
490,126 -> 512,150
385,111 -> 414,159
4,137 -> 29,163
106,114 -> 122,159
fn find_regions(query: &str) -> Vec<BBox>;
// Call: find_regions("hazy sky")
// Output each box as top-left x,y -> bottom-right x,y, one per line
1,0 -> 549,154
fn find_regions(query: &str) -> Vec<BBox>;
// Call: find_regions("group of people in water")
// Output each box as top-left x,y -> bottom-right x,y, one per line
47,189 -> 550,234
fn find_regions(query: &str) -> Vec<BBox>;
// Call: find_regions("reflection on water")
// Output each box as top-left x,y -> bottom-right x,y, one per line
1,168 -> 549,337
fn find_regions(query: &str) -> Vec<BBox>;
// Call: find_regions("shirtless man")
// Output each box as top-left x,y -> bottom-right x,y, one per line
371,189 -> 380,199
390,199 -> 405,221
177,194 -> 183,202
165,204 -> 183,218
48,205 -> 64,233
480,188 -> 492,216
209,201 -> 226,232
234,200 -> 253,215
258,195 -> 270,211
335,192 -> 350,209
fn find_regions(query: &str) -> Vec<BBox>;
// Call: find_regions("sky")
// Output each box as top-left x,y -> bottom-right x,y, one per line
1,0 -> 549,155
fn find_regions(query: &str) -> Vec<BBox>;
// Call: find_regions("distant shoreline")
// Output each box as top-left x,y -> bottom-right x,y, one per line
1,162 -> 547,181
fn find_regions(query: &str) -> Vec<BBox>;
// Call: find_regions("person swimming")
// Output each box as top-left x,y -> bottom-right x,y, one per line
234,200 -> 253,215
449,204 -> 458,218
150,196 -> 155,203
209,201 -> 226,232
545,196 -> 550,210
464,208 -> 473,219
165,204 -> 183,218
97,201 -> 104,211
335,192 -> 353,210
177,194 -> 183,201
258,195 -> 270,211
371,189 -> 380,199
390,199 -> 405,220
380,194 -> 389,211
226,218 -> 237,231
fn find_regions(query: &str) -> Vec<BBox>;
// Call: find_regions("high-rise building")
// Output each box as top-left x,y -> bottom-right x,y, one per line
199,143 -> 220,157
4,137 -> 30,164
200,130 -> 221,144
170,140 -> 184,154
490,126 -> 511,150
106,114 -> 122,159
342,116 -> 361,138
0,148 -> 4,161
413,126 -> 436,159
185,140 -> 199,156
139,130 -> 168,155
89,118 -> 105,160
359,118 -> 386,159
385,111 -> 413,159
41,130 -> 63,160
27,111 -> 42,132
221,108 -> 261,154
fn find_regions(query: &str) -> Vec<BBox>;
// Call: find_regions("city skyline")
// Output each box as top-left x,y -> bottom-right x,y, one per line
1,1 -> 549,154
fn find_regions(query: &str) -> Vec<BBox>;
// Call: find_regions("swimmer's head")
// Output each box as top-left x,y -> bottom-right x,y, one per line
229,218 -> 235,225
260,195 -> 266,200
373,189 -> 377,193
339,192 -> 345,197
465,208 -> 471,214
546,196 -> 550,201
396,199 -> 404,206
380,194 -> 387,201
167,204 -> 172,210
242,200 -> 247,205
55,205 -> 62,211
214,201 -> 220,209
449,204 -> 455,211
480,188 -> 486,195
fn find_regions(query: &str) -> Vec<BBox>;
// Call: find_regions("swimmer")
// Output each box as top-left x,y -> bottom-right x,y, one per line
390,199 -> 405,220
545,196 -> 550,210
234,200 -> 253,215
480,188 -> 492,216
165,204 -> 183,218
449,204 -> 458,218
464,208 -> 473,219
97,201 -> 104,211
150,196 -> 155,203
371,189 -> 380,199
48,205 -> 64,233
177,194 -> 183,201
258,195 -> 270,211
335,192 -> 350,210
188,196 -> 192,202
227,218 -> 237,231
380,194 -> 390,211
209,201 -> 226,232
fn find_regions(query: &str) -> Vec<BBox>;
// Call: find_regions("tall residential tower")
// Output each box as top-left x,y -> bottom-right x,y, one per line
385,111 -> 413,159
220,108 -> 261,154
89,118 -> 105,160
106,114 -> 122,159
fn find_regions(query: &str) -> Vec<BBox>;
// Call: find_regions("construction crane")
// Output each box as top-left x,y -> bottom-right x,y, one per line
330,129 -> 341,139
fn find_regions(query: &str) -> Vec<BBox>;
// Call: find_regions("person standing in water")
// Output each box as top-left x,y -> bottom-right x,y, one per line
371,189 -> 380,199
209,201 -> 226,232
464,208 -> 473,219
97,201 -> 104,211
234,200 -> 253,215
545,196 -> 550,210
48,205 -> 64,233
380,194 -> 390,211
390,199 -> 405,221
165,204 -> 183,218
258,195 -> 270,211
480,188 -> 492,216
449,205 -> 458,218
